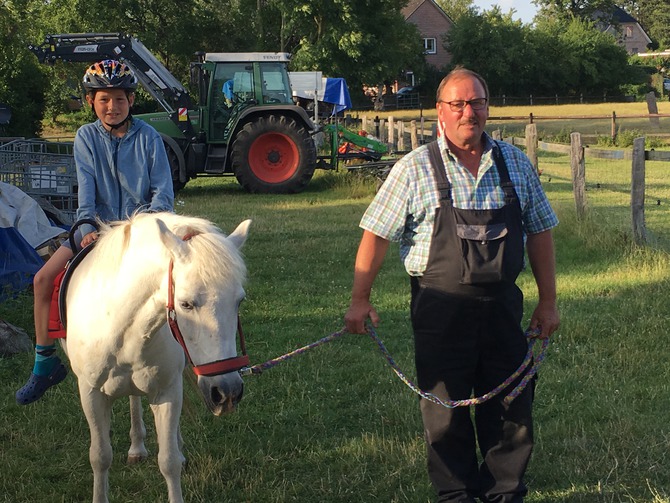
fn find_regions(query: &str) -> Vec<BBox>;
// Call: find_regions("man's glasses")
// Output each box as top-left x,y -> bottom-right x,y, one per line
439,98 -> 488,112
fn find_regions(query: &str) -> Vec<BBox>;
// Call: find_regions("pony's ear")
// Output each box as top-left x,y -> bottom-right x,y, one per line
156,218 -> 190,261
228,219 -> 251,250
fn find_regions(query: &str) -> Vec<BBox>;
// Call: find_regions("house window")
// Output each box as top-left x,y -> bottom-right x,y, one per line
424,38 -> 437,54
625,26 -> 633,38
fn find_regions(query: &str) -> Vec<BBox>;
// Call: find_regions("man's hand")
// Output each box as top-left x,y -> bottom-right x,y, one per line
344,299 -> 380,334
529,300 -> 559,339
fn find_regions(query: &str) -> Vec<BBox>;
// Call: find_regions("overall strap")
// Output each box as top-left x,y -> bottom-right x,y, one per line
426,140 -> 451,201
491,141 -> 518,205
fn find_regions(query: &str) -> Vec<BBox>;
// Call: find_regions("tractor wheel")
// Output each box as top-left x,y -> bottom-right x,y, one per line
231,115 -> 316,193
164,142 -> 187,193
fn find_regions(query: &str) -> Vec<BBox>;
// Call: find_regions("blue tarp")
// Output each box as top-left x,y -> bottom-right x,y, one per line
0,227 -> 42,301
322,78 -> 352,115
0,181 -> 67,301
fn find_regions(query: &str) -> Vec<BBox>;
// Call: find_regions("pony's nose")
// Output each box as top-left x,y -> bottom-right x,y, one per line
210,376 -> 244,414
199,374 -> 244,416
210,381 -> 243,406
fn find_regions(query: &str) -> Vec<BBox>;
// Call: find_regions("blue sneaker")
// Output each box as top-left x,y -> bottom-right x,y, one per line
15,358 -> 68,405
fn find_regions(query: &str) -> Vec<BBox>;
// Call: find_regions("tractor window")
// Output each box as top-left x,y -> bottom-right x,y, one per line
260,62 -> 292,104
213,63 -> 254,106
211,63 -> 255,141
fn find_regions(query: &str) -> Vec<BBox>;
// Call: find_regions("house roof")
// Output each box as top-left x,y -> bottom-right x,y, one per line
593,6 -> 652,45
402,0 -> 453,23
610,5 -> 637,24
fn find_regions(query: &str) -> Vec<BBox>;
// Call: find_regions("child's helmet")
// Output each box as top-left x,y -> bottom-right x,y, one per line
82,60 -> 138,91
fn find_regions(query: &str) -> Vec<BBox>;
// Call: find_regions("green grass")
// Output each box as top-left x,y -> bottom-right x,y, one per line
2,161 -> 670,502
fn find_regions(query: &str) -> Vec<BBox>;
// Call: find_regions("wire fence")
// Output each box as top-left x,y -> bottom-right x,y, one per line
535,146 -> 670,249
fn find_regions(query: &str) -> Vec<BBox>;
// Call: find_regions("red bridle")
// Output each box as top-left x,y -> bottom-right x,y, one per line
166,250 -> 249,377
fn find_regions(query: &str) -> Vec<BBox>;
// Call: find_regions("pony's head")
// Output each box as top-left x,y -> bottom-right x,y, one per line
91,213 -> 251,415
98,213 -> 251,416
154,214 -> 251,416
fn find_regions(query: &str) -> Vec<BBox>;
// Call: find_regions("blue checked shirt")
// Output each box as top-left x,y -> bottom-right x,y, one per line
360,134 -> 559,276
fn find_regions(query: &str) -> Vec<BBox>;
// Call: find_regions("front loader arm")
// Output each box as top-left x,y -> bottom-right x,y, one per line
30,33 -> 197,140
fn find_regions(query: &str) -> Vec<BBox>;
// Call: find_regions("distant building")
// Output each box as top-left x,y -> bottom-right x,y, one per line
402,0 -> 455,70
594,6 -> 652,55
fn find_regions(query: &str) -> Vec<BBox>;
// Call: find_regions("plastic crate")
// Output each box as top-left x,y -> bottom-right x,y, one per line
0,139 -> 77,222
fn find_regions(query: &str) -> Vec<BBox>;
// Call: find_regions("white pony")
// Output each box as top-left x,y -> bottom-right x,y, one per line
61,212 -> 250,503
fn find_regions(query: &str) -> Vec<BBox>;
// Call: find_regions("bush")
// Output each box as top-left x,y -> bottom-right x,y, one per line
595,128 -> 669,149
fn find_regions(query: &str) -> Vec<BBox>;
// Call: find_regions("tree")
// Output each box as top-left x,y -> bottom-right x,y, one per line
535,0 -> 616,21
445,9 -> 542,95
435,0 -> 476,22
0,0 -> 48,136
552,17 -> 633,95
274,0 -> 426,103
447,10 -> 637,98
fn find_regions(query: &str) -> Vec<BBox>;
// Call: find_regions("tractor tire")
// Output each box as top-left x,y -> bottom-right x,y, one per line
164,142 -> 187,193
231,115 -> 316,193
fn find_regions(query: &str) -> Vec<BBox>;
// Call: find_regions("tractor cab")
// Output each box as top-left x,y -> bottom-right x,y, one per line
194,53 -> 294,142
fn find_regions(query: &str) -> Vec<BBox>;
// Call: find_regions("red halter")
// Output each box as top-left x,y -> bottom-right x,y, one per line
166,237 -> 249,377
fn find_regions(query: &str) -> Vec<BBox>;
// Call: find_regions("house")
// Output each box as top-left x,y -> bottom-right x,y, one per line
594,6 -> 651,55
402,0 -> 455,71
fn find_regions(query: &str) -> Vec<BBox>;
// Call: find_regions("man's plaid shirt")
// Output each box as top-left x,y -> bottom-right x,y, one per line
360,134 -> 559,276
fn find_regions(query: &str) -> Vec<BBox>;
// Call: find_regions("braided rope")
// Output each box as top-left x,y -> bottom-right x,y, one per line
240,326 -> 549,407
239,331 -> 348,376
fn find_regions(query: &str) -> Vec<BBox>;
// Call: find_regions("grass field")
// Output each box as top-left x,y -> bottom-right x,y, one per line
2,105 -> 670,502
352,101 -> 670,142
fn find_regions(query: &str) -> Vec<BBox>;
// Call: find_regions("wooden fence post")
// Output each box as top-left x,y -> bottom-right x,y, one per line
611,112 -> 617,142
525,123 -> 538,172
570,132 -> 587,219
645,91 -> 660,129
387,116 -> 395,151
397,120 -> 405,152
379,119 -> 386,144
410,120 -> 418,150
631,136 -> 647,245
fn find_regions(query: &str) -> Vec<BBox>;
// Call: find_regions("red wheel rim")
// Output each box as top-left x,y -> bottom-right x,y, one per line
248,132 -> 299,183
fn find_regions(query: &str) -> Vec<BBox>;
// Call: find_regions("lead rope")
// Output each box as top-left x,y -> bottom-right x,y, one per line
240,326 -> 549,407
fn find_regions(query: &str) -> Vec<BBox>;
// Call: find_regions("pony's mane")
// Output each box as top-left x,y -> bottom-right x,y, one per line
92,212 -> 246,286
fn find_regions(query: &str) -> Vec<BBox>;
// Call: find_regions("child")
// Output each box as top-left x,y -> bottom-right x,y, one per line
16,59 -> 174,404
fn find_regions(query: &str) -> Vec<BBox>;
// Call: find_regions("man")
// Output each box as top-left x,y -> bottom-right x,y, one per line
344,67 -> 559,502
16,60 -> 174,405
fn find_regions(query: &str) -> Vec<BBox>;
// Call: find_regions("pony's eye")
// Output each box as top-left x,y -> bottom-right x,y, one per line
180,301 -> 194,311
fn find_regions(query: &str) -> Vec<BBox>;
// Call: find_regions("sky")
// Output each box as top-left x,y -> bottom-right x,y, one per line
472,0 -> 538,24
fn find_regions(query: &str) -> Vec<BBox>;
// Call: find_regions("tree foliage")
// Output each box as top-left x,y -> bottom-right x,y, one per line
0,0 -> 48,136
535,0 -> 616,21
535,0 -> 670,52
447,10 -> 637,97
1,0 -> 426,133
0,0 -> 662,136
435,0 -> 475,22
276,0 -> 425,100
